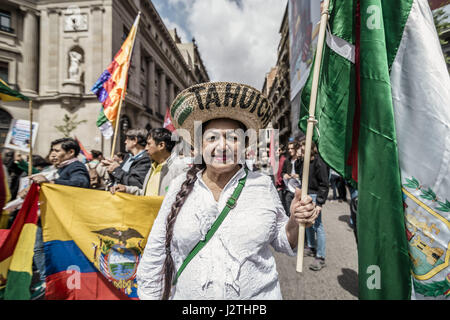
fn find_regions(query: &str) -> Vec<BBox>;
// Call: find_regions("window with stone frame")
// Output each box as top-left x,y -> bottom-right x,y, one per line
0,10 -> 13,33
154,72 -> 160,114
0,109 -> 12,147
122,25 -> 129,41
0,61 -> 8,83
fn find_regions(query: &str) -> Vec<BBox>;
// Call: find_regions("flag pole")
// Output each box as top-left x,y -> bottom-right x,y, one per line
296,0 -> 329,273
28,99 -> 33,176
110,12 -> 141,159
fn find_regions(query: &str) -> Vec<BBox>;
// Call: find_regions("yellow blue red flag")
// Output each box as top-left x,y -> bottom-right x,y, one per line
40,184 -> 162,300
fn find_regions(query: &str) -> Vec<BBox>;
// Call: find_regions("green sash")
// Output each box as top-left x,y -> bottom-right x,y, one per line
172,168 -> 249,285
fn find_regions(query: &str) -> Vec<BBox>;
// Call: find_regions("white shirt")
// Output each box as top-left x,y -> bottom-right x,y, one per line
290,159 -> 296,175
136,167 -> 297,300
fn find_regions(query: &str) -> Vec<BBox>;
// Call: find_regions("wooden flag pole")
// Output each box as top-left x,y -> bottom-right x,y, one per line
296,0 -> 329,273
110,12 -> 141,159
28,99 -> 33,176
110,82 -> 127,159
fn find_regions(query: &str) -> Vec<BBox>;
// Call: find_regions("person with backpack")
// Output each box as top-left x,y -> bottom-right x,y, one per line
86,150 -> 108,189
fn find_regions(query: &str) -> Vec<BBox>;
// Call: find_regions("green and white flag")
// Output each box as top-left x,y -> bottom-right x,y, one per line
299,0 -> 449,299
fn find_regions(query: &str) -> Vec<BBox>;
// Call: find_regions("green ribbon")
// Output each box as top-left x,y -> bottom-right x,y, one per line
172,168 -> 249,285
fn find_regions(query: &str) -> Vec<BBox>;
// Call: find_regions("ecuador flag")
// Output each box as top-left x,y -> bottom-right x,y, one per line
0,183 -> 39,300
40,184 -> 162,300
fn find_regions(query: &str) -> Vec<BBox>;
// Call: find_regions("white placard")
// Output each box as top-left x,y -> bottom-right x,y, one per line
4,119 -> 39,153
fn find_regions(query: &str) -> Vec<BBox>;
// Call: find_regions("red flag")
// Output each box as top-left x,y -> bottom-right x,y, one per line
0,183 -> 39,260
74,136 -> 93,161
163,108 -> 176,132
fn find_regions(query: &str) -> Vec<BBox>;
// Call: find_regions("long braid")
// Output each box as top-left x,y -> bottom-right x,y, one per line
161,162 -> 205,300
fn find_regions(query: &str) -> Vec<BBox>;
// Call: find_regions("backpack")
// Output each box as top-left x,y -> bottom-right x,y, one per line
87,162 -> 100,189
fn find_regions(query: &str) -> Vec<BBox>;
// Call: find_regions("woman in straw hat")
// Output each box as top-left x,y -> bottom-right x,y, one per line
136,82 -> 320,300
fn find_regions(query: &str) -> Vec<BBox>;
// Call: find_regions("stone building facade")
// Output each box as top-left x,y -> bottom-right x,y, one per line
262,5 -> 292,148
0,0 -> 209,157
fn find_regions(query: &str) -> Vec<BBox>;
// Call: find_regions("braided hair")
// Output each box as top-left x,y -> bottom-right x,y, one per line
161,162 -> 205,299
160,118 -> 246,299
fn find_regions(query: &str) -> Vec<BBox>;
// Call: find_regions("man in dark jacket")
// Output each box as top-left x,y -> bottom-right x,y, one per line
29,137 -> 90,299
30,138 -> 90,188
102,128 -> 151,189
297,138 -> 330,271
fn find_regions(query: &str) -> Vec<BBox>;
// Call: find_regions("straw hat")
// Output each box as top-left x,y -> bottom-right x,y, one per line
170,82 -> 273,144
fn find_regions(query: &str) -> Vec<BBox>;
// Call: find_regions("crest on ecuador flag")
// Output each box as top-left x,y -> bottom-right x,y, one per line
40,184 -> 162,299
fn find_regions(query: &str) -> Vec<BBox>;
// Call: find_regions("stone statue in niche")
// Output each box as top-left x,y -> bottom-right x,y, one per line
68,51 -> 82,81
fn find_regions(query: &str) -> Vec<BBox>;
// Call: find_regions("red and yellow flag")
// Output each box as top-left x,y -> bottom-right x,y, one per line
91,13 -> 141,137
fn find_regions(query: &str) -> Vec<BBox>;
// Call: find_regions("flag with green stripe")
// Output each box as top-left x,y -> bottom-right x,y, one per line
299,0 -> 449,299
96,107 -> 114,139
0,183 -> 39,300
0,79 -> 30,101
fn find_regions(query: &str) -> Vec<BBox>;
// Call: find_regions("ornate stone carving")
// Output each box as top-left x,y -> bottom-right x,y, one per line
64,5 -> 88,32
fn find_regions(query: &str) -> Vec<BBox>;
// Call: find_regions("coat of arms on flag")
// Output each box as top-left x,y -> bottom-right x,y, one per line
92,227 -> 145,296
40,183 -> 163,299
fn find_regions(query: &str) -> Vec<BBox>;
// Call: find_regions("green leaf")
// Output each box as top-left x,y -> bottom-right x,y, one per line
54,114 -> 87,138
420,188 -> 437,201
436,199 -> 450,212
413,279 -> 450,297
404,177 -> 420,189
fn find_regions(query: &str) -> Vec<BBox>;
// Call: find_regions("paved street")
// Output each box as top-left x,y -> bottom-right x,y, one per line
273,199 -> 359,300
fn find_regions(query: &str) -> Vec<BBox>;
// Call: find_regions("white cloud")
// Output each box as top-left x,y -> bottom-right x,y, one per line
185,0 -> 287,89
164,18 -> 190,43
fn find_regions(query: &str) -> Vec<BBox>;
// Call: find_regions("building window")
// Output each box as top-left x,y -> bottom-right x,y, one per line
122,25 -> 130,41
0,61 -> 8,83
0,10 -> 13,33
119,115 -> 131,153
0,109 -> 12,148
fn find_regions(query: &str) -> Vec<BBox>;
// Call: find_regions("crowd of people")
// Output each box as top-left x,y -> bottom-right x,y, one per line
1,83 -> 357,300
1,127 -> 192,299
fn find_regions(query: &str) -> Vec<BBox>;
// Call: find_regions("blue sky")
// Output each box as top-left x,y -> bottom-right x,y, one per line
152,0 -> 288,89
